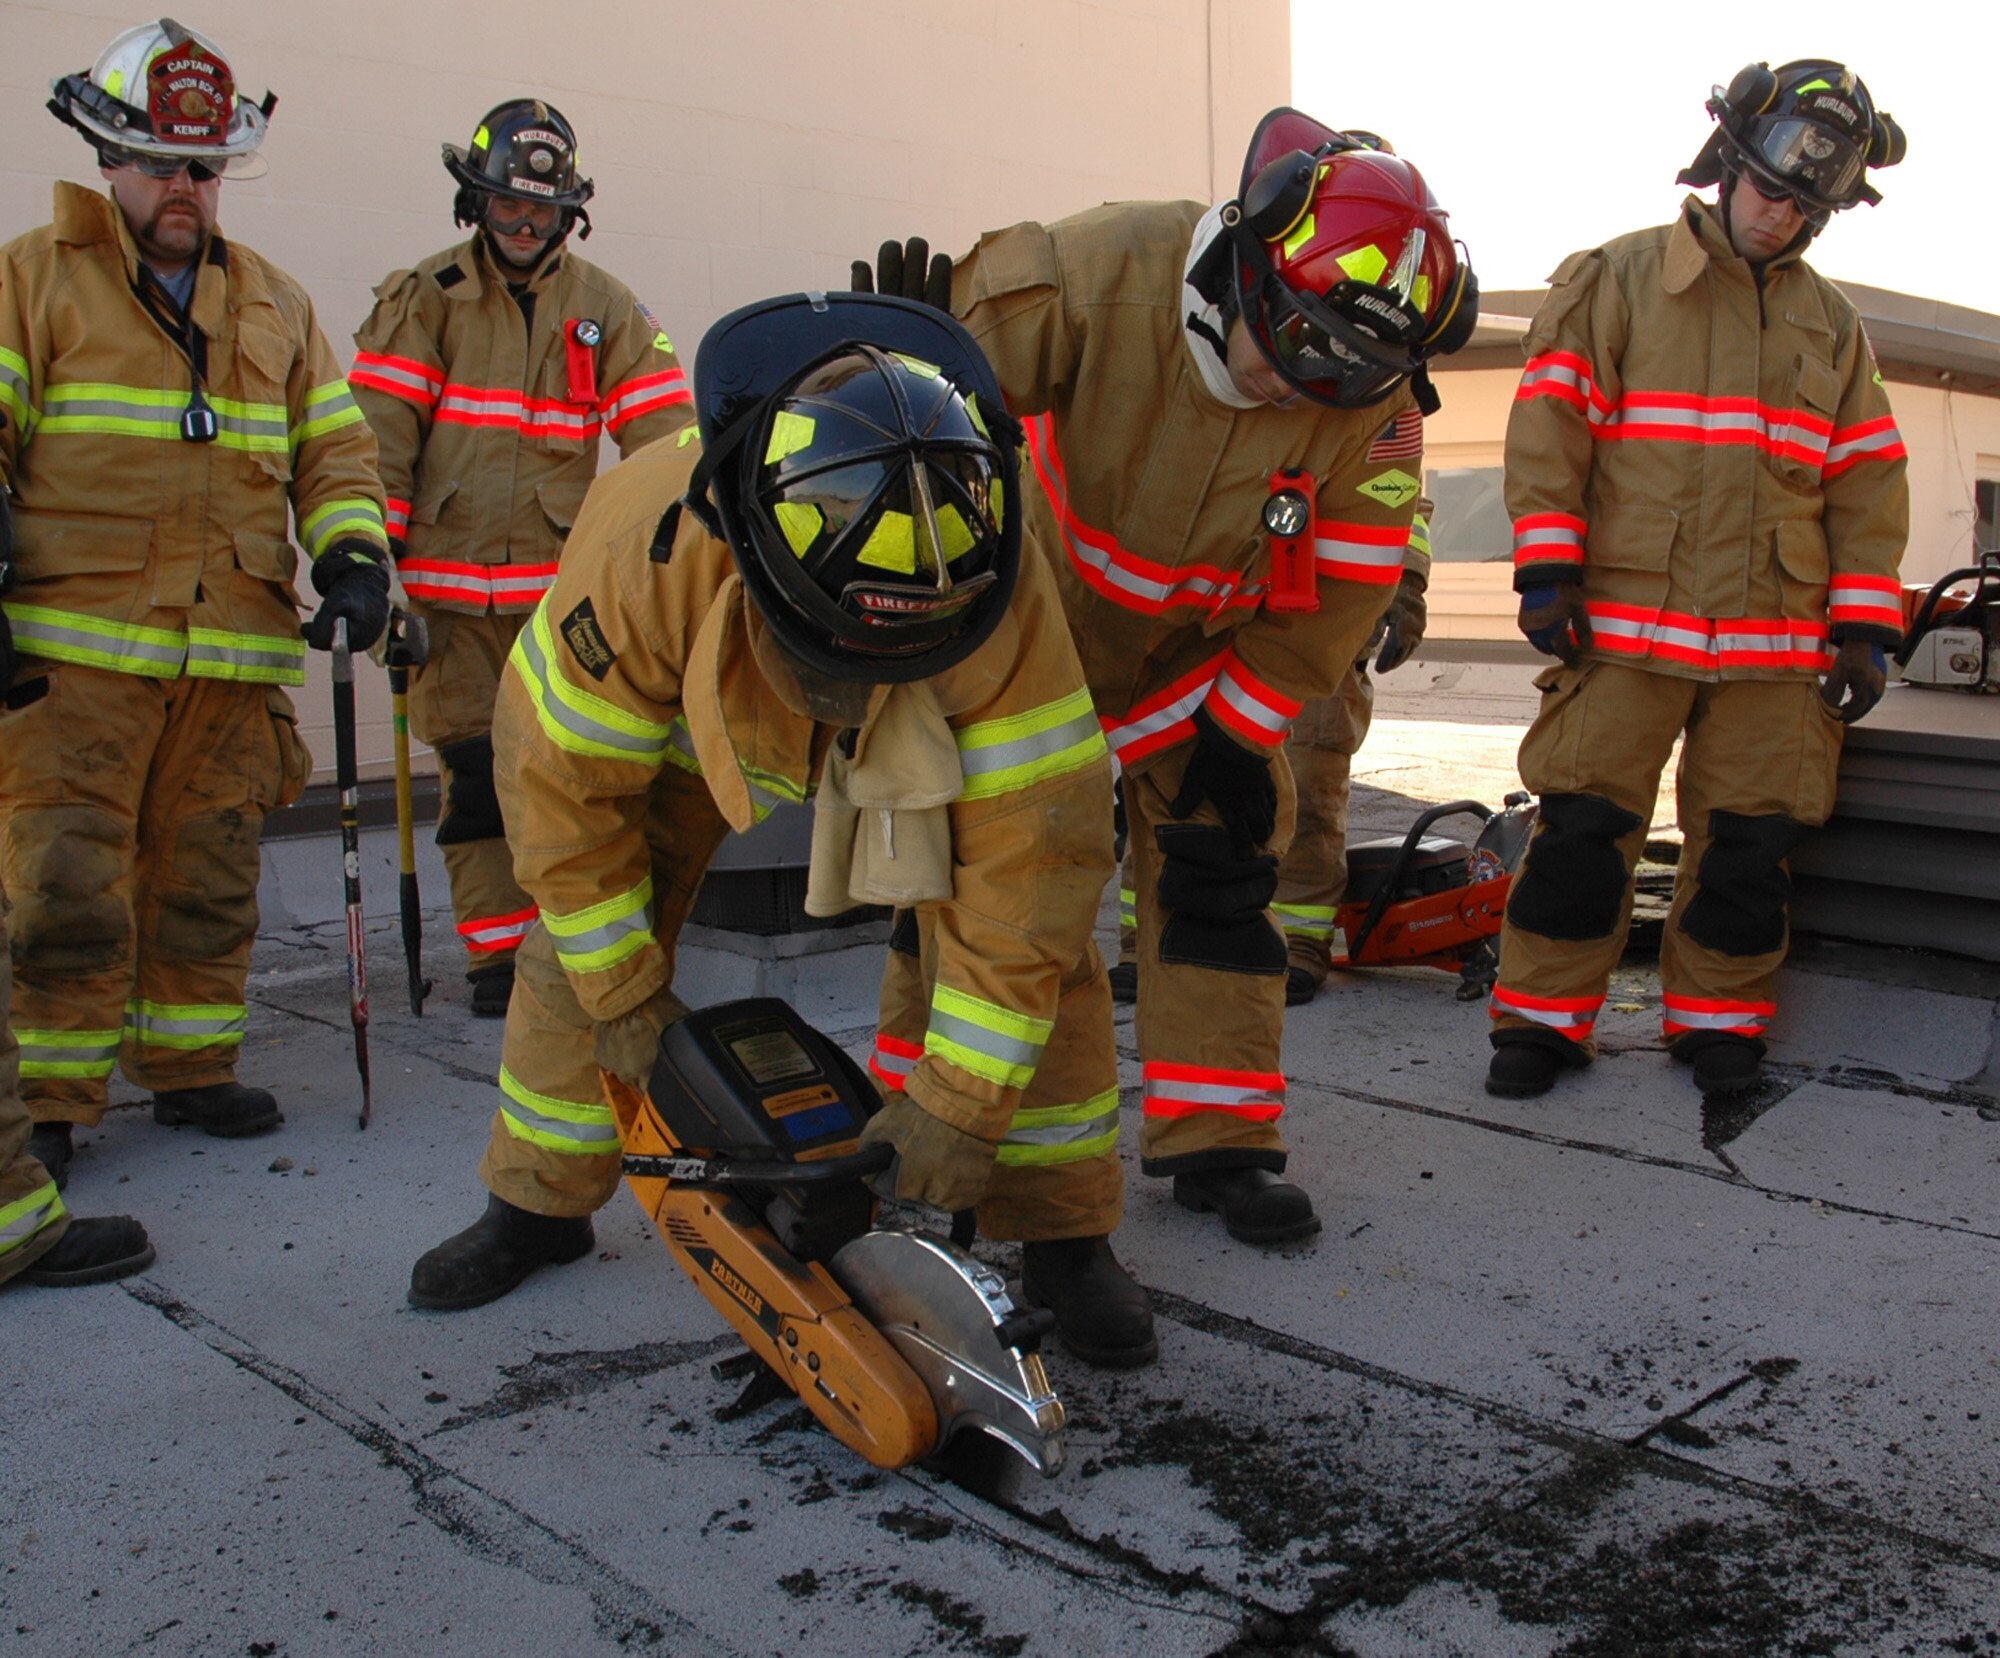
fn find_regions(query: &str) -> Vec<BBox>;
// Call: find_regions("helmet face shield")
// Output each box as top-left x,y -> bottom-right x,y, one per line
1252,275 -> 1416,407
1741,114 -> 1865,211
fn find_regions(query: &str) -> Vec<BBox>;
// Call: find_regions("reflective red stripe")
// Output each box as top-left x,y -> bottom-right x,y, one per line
385,496 -> 411,536
1585,602 -> 1830,672
1828,574 -> 1904,630
1312,520 -> 1407,585
868,1032 -> 923,1092
435,384 -> 602,442
457,905 -> 539,954
1512,511 -> 1588,570
1490,985 -> 1601,1040
1596,391 -> 1832,468
1101,651 -> 1230,767
1205,653 -> 1302,747
1141,1060 -> 1286,1123
1517,351 -> 1611,420
350,352 -> 444,408
602,368 -> 691,434
1661,993 -> 1775,1037
402,559 -> 561,611
1823,415 -> 1906,477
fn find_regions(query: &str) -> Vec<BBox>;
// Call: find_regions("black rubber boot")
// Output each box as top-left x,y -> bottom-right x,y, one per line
1173,1166 -> 1321,1246
1106,962 -> 1137,1006
1019,1235 -> 1157,1369
469,958 -> 516,1019
1485,1034 -> 1588,1100
1674,1032 -> 1766,1096
1285,965 -> 1321,1007
152,1081 -> 282,1137
17,1216 -> 155,1287
408,1194 -> 595,1311
27,1122 -> 72,1192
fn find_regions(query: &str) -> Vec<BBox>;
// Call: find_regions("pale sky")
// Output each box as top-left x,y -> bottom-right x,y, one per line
1292,0 -> 1992,314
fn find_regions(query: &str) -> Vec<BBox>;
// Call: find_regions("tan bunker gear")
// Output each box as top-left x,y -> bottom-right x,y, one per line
352,237 -> 691,971
0,183 -> 383,1123
0,885 -> 68,1283
477,436 -> 1123,1243
1492,200 -> 1907,1057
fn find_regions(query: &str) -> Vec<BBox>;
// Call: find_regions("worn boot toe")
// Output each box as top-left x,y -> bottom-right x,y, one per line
1172,1166 -> 1320,1246
409,1194 -> 594,1311
152,1081 -> 282,1138
18,1216 -> 155,1287
1019,1235 -> 1157,1369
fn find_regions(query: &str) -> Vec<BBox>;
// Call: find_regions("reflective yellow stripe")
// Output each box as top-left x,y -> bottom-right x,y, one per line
1407,513 -> 1432,560
186,627 -> 307,686
543,877 -> 656,975
299,497 -> 388,558
0,345 -> 32,431
955,687 -> 1107,802
0,1180 -> 66,1257
123,999 -> 248,1051
2,602 -> 185,676
1271,901 -> 1337,941
496,1065 -> 621,1154
995,1087 -> 1120,1166
925,984 -> 1051,1091
510,605 -> 673,765
16,1026 -> 122,1079
291,380 -> 367,445
40,382 -> 290,452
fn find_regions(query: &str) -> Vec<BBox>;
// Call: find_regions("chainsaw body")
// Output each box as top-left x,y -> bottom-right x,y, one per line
1899,560 -> 2000,691
604,998 -> 1065,1476
1331,795 -> 1537,996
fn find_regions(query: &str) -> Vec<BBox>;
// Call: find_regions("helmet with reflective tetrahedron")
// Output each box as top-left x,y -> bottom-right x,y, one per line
49,17 -> 274,178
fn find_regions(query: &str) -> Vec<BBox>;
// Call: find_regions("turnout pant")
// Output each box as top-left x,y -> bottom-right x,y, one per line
0,663 -> 308,1126
1491,661 -> 1842,1058
407,609 -> 537,971
0,883 -> 68,1283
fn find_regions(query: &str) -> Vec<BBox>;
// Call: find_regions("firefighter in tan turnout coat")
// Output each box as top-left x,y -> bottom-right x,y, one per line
351,100 -> 692,1015
1486,61 -> 1910,1101
859,110 -> 1479,1244
2,21 -> 390,1189
409,293 -> 1159,1370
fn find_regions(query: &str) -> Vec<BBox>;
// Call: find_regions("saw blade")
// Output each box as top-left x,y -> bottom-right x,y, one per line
829,1228 -> 1066,1478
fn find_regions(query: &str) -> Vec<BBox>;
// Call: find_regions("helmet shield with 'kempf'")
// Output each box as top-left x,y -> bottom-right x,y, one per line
49,19 -> 274,179
687,293 -> 1022,684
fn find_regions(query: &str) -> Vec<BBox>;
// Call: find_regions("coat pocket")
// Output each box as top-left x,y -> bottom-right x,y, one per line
11,509 -> 153,576
1777,355 -> 1843,487
265,687 -> 314,808
1583,502 -> 1676,607
233,529 -> 300,602
1773,518 -> 1830,613
233,318 -> 297,484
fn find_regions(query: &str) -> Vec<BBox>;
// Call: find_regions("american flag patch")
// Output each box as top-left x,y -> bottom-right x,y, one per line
639,302 -> 673,354
1367,408 -> 1424,461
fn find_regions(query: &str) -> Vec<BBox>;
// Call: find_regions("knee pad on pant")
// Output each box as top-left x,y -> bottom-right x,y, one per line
888,907 -> 921,958
1506,792 -> 1642,941
7,805 -> 130,971
436,735 -> 505,846
1154,823 -> 1286,975
156,811 -> 263,959
1680,810 -> 1811,957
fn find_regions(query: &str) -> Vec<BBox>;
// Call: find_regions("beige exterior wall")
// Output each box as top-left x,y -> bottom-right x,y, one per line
1419,357 -> 2000,641
2,0 -> 1288,778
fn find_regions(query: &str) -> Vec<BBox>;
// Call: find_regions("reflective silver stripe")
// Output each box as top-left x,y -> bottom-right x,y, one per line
304,503 -> 383,554
516,615 -> 671,760
500,1097 -> 620,1145
1142,1075 -> 1283,1109
546,900 -> 652,963
0,1183 -> 64,1256
1001,1103 -> 1119,1151
41,392 -> 288,446
123,1004 -> 247,1047
663,717 -> 703,775
350,358 -> 441,403
958,704 -> 1102,787
186,632 -> 308,682
3,606 -> 186,674
1824,427 -> 1902,466
1514,523 -> 1584,551
926,1008 -> 1045,1073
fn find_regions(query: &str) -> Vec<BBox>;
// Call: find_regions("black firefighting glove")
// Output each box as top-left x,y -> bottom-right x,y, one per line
851,237 -> 954,312
1369,569 -> 1429,673
594,983 -> 693,1096
1518,582 -> 1594,667
1168,704 -> 1278,855
1820,638 -> 1888,724
860,1093 -> 999,1214
301,541 -> 392,654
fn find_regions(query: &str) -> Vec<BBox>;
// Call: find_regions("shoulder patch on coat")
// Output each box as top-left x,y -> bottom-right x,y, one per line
560,598 -> 617,680
1356,469 -> 1420,509
432,265 -> 466,291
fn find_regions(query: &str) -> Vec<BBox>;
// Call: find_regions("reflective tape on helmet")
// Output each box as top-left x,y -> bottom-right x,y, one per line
496,1065 -> 620,1154
954,687 -> 1108,802
0,1179 -> 65,1260
186,626 -> 308,685
122,999 -> 247,1051
924,985 -> 1051,1092
995,1086 -> 1120,1167
3,602 -> 185,677
15,1026 -> 121,1080
510,606 -> 674,764
542,877 -> 655,975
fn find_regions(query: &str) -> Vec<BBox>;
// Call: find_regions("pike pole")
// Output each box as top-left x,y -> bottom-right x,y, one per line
331,617 -> 372,1128
384,610 -> 432,1017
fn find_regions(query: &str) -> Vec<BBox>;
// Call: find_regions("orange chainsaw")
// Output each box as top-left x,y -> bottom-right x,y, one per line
1332,793 -> 1538,999
600,997 -> 1066,1476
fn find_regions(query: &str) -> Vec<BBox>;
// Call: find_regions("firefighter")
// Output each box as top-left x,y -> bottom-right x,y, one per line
408,292 -> 1156,1370
0,876 -> 154,1288
5,21 -> 389,1188
857,108 -> 1478,1245
1487,61 -> 1909,1101
351,101 -> 692,1016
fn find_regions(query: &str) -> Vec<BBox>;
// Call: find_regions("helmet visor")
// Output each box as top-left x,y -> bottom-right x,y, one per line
1744,116 -> 1865,208
1253,273 -> 1417,408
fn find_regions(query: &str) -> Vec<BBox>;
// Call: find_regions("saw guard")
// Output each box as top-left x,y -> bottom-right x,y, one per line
829,1228 -> 1067,1479
606,1070 -> 941,1470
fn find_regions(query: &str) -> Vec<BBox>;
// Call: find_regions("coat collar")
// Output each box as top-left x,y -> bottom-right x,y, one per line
52,180 -> 256,336
447,233 -> 567,302
1663,194 -> 1812,295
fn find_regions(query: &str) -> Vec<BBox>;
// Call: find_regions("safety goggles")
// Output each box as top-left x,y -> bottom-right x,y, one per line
483,197 -> 565,241
102,143 -> 222,183
1741,116 -> 1865,211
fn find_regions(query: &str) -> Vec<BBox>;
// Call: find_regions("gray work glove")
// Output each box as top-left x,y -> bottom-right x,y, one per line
1369,569 -> 1429,672
850,237 -> 954,312
593,984 -> 693,1095
859,1093 -> 998,1214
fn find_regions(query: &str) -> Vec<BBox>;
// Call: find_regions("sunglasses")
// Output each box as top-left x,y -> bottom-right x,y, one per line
104,145 -> 222,183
